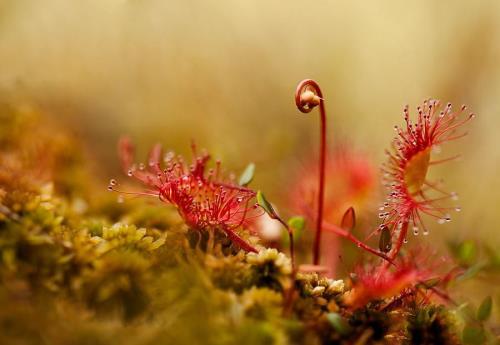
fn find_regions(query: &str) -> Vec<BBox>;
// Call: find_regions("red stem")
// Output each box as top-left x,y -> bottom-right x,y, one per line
275,217 -> 295,270
379,222 -> 409,271
295,79 -> 327,265
223,227 -> 258,253
316,100 -> 326,265
277,216 -> 297,316
389,222 -> 409,261
322,222 -> 394,264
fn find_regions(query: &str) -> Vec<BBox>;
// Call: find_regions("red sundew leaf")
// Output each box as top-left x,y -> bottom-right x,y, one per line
340,207 -> 356,232
379,100 -> 474,258
112,138 -> 260,252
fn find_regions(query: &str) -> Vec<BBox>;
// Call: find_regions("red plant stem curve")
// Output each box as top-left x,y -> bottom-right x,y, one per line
295,79 -> 327,265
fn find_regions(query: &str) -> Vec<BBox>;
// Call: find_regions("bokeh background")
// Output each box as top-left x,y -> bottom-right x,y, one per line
0,0 -> 499,250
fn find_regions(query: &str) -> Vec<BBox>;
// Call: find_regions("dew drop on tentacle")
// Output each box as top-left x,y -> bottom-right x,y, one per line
423,229 -> 429,236
109,179 -> 117,186
413,226 -> 419,236
139,163 -> 145,170
127,169 -> 133,177
455,206 -> 462,212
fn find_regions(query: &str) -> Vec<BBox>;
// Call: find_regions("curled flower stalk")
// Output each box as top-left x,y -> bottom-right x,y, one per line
378,100 -> 475,261
109,137 -> 261,253
294,81 -> 391,265
295,79 -> 327,265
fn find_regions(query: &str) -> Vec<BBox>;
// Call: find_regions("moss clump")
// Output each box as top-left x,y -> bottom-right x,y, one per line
406,306 -> 460,345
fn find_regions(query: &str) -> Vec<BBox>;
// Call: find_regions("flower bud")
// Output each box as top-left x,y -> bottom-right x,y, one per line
300,90 -> 321,108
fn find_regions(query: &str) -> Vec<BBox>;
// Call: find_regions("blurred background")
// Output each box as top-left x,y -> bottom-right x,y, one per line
0,0 -> 499,249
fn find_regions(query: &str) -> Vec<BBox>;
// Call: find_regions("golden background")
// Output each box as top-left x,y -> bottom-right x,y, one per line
0,0 -> 499,245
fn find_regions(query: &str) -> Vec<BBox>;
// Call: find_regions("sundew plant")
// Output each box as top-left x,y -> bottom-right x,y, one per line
0,78 -> 498,345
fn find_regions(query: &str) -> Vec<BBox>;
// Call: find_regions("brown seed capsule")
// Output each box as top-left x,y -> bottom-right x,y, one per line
300,90 -> 321,108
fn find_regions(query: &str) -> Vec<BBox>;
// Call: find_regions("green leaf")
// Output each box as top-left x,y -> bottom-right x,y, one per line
484,244 -> 500,269
477,296 -> 493,321
326,313 -> 351,336
462,325 -> 486,345
239,163 -> 255,186
282,216 -> 305,246
456,263 -> 486,282
256,191 -> 277,218
457,240 -> 477,266
340,207 -> 355,232
379,226 -> 392,253
455,303 -> 475,322
288,216 -> 305,232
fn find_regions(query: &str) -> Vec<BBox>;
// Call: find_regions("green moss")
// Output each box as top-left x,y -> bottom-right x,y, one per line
406,306 -> 460,345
